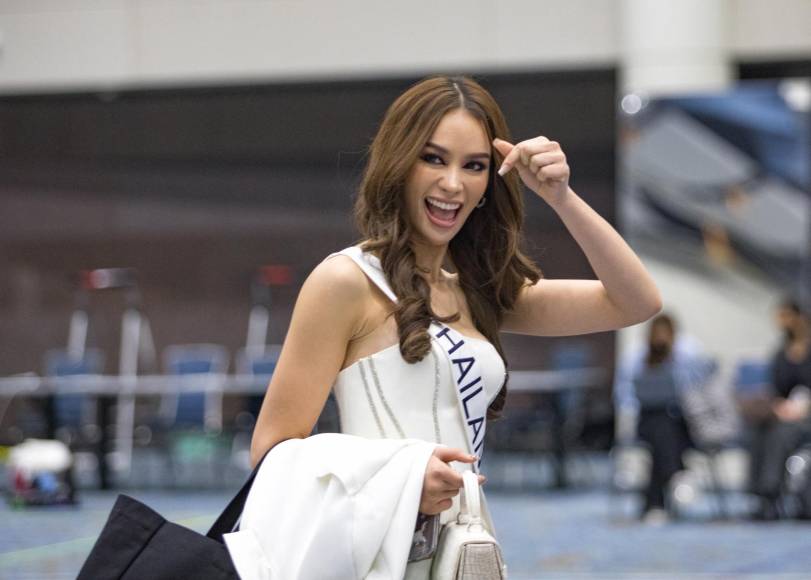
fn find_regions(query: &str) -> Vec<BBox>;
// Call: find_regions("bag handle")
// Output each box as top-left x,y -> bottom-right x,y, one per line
206,438 -> 291,541
458,470 -> 483,524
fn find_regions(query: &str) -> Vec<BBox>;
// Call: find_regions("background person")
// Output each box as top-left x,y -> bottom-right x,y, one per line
747,299 -> 811,520
615,313 -> 722,521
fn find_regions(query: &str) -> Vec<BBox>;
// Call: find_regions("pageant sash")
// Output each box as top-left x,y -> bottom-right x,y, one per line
429,321 -> 489,473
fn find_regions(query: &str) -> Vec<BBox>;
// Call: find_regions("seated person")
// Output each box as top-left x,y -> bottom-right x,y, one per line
745,299 -> 811,520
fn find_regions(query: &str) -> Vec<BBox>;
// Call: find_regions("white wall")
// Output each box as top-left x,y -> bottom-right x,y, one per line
732,0 -> 811,60
0,0 -> 617,94
1,0 -> 809,94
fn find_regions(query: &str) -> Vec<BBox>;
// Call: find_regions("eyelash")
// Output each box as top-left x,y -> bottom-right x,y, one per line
421,153 -> 487,172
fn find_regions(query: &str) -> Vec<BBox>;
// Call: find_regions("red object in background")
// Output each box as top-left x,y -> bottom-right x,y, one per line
14,468 -> 30,492
78,268 -> 137,291
258,265 -> 293,287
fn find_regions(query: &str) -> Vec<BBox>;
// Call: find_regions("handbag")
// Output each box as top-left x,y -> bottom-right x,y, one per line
77,442 -> 283,580
431,470 -> 508,579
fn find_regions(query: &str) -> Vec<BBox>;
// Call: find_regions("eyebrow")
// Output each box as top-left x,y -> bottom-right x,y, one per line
425,141 -> 490,160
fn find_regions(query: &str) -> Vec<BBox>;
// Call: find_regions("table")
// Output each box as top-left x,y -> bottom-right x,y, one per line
0,367 -> 608,488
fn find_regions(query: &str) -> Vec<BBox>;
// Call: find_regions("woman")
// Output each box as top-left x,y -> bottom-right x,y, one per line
619,314 -> 697,522
249,75 -> 661,576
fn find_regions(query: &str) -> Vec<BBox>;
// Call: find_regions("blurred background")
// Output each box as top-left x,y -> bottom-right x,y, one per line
1,1 -> 810,578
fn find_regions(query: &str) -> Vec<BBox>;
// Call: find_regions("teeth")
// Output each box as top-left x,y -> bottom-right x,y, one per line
426,198 -> 462,211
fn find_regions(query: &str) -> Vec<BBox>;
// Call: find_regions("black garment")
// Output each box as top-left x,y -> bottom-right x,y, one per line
748,344 -> 811,514
749,419 -> 811,498
637,405 -> 694,512
771,346 -> 811,399
634,361 -> 694,513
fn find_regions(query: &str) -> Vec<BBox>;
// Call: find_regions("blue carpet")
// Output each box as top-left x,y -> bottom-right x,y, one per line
3,489 -> 811,579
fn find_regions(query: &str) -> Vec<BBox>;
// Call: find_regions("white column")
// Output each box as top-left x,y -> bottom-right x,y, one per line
620,0 -> 734,96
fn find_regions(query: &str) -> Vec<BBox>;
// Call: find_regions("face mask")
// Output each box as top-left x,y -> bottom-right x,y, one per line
649,342 -> 671,358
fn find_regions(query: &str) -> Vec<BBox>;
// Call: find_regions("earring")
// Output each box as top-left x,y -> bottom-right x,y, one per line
476,196 -> 487,209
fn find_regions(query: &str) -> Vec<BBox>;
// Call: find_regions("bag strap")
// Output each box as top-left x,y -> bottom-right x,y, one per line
206,438 -> 291,541
459,470 -> 483,522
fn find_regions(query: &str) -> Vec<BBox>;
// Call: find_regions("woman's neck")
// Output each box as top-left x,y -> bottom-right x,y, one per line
412,241 -> 449,284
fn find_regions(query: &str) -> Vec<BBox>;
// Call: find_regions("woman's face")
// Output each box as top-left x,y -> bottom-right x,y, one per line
403,108 -> 491,247
776,306 -> 809,340
649,322 -> 674,351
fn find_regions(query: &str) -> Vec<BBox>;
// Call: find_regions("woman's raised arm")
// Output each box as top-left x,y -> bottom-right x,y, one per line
249,255 -> 368,466
494,137 -> 661,337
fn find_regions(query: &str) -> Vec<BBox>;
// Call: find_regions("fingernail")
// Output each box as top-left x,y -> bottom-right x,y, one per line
497,164 -> 508,176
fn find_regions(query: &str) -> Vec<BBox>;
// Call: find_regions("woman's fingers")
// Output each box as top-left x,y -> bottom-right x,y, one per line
420,491 -> 455,515
492,137 -> 513,161
421,445 -> 487,515
432,445 -> 476,464
495,139 -> 520,176
421,476 -> 487,514
495,137 -> 561,176
439,470 -> 464,489
432,498 -> 453,513
434,464 -> 487,490
528,151 -> 565,174
538,163 -> 570,181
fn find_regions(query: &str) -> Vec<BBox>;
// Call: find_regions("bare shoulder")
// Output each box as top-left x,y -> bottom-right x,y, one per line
304,253 -> 370,301
296,253 -> 378,337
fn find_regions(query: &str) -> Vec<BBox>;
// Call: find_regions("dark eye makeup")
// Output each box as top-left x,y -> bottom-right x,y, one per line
420,152 -> 488,172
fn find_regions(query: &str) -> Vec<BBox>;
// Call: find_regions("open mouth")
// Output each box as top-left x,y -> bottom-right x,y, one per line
424,197 -> 462,228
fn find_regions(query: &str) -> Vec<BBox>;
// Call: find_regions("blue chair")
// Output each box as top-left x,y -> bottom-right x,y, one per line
236,345 -> 281,377
155,344 -> 230,488
733,359 -> 772,397
162,344 -> 229,430
235,346 -> 281,425
550,341 -> 597,486
551,341 -> 594,371
43,348 -> 105,430
550,342 -> 596,432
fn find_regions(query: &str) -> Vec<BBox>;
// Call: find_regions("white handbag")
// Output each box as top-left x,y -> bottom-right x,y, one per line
431,470 -> 508,579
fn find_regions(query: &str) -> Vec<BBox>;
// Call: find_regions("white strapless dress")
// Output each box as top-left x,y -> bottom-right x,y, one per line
324,246 -> 505,579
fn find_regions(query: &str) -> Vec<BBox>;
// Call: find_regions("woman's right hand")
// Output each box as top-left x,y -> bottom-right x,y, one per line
419,446 -> 486,515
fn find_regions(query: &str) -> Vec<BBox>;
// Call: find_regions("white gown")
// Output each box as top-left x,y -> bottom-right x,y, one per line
324,246 -> 505,579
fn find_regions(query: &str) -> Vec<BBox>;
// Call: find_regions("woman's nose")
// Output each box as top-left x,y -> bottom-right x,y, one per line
439,166 -> 463,193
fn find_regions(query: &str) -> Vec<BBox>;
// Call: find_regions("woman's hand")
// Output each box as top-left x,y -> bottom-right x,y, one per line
774,398 -> 811,423
419,446 -> 486,515
492,137 -> 570,207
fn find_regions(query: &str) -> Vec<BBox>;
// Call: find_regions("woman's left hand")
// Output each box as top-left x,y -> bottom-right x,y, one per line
492,137 -> 570,207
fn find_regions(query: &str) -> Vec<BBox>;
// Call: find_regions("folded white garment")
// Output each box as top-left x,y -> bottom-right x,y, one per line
225,433 -> 437,580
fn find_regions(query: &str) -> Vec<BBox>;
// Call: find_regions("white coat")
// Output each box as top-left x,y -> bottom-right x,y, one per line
224,433 -> 437,580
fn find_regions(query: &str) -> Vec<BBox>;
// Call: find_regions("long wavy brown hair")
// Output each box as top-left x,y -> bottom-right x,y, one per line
354,75 -> 542,419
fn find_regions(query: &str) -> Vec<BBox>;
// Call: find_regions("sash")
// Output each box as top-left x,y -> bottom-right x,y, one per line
330,246 -> 491,473
429,321 -> 489,473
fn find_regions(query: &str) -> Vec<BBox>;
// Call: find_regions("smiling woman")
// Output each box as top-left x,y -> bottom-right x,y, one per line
241,75 -> 661,579
405,112 -> 491,237
352,77 -> 541,389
